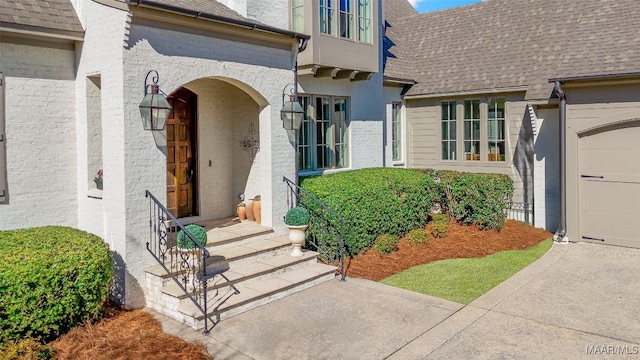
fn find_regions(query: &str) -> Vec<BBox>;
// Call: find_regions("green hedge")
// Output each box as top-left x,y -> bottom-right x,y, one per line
438,171 -> 513,230
0,227 -> 113,346
301,168 -> 440,255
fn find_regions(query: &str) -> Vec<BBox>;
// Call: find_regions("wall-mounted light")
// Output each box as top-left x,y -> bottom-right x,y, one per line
279,84 -> 304,131
139,70 -> 171,131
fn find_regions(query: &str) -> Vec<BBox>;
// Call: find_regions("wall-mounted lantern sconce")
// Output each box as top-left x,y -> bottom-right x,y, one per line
139,70 -> 171,131
279,84 -> 304,131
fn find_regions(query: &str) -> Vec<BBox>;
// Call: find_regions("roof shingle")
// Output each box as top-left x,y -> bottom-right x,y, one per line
386,0 -> 640,99
0,0 -> 83,33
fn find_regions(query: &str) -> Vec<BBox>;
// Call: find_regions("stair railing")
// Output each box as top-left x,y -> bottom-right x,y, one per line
283,177 -> 346,280
145,190 -> 213,333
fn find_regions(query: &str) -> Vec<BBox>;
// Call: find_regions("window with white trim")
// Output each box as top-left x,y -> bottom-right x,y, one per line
291,0 -> 304,33
392,102 -> 402,162
319,0 -> 334,35
441,101 -> 457,160
487,98 -> 506,162
357,0 -> 372,43
463,100 -> 480,161
317,0 -> 371,43
339,0 -> 354,39
298,95 -> 350,171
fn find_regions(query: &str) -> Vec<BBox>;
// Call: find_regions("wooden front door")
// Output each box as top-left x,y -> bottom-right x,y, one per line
166,88 -> 197,218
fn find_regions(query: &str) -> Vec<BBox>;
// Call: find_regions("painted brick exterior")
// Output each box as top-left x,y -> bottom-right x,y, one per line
0,42 -> 78,230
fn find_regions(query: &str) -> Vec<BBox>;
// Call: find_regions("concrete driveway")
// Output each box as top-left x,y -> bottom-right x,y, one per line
154,242 -> 640,359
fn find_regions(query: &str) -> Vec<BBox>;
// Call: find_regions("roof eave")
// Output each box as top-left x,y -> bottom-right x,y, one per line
549,72 -> 640,83
404,85 -> 529,100
383,76 -> 416,85
130,0 -> 310,41
0,23 -> 84,42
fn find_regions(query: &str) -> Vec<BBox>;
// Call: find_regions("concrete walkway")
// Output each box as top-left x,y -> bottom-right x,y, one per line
152,242 -> 640,359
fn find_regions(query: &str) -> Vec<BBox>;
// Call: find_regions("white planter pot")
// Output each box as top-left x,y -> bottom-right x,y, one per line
287,224 -> 308,257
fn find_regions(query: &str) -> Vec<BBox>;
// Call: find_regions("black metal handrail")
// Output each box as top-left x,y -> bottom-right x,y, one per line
283,177 -> 346,280
145,190 -> 212,333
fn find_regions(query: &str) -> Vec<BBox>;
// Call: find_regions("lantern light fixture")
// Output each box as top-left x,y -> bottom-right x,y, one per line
139,70 -> 171,131
279,84 -> 304,131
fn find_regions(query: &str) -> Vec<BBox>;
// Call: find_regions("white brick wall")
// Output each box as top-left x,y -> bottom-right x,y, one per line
120,23 -> 296,307
0,42 -> 78,230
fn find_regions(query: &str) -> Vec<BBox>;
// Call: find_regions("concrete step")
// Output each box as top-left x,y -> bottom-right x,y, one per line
177,263 -> 337,326
160,251 -> 319,299
204,222 -> 273,250
144,236 -> 291,281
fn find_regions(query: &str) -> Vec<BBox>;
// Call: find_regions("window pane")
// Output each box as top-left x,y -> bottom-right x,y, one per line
292,0 -> 304,33
441,101 -> 456,160
392,102 -> 401,161
487,98 -> 506,162
357,0 -> 371,42
340,0 -> 354,39
320,0 -> 334,35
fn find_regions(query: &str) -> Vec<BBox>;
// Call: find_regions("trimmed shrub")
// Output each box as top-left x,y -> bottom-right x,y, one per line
301,168 -> 440,254
285,206 -> 310,226
431,213 -> 449,225
0,226 -> 113,345
406,229 -> 430,246
373,234 -> 399,255
431,223 -> 449,238
176,224 -> 208,249
438,171 -> 513,230
0,338 -> 54,359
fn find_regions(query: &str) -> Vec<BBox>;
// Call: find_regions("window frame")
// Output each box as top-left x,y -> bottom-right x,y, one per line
319,0 -> 335,35
392,102 -> 403,162
297,94 -> 350,172
291,0 -> 305,33
441,101 -> 457,161
339,0 -> 354,40
439,98 -> 509,165
357,0 -> 372,43
463,99 -> 480,162
487,98 -> 506,162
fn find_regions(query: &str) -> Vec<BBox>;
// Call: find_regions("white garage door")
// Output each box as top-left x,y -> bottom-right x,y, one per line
579,122 -> 640,248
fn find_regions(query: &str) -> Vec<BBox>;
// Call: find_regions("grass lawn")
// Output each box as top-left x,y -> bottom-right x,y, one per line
381,239 -> 553,304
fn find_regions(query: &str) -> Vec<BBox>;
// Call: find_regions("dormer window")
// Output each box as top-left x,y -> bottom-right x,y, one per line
315,0 -> 372,43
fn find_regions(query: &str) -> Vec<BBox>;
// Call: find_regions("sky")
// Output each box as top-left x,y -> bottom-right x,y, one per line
409,0 -> 482,13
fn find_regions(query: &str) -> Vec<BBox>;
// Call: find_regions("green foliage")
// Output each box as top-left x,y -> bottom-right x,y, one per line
406,229 -> 430,246
382,239 -> 553,304
0,227 -> 113,345
438,171 -> 513,230
373,234 -> 399,255
176,224 -> 208,249
431,223 -> 449,238
285,206 -> 310,226
301,168 -> 440,255
0,338 -> 54,360
431,213 -> 449,225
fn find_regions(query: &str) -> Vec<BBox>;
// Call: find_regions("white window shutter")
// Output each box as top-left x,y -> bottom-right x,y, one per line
0,72 -> 6,202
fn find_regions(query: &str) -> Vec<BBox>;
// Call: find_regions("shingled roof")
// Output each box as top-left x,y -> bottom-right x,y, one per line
386,0 -> 640,100
136,0 -> 248,23
383,0 -> 419,83
0,0 -> 83,34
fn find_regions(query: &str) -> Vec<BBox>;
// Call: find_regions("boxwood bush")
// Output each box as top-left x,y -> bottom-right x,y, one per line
301,168 -> 440,255
0,226 -> 113,345
373,234 -> 399,255
438,171 -> 513,230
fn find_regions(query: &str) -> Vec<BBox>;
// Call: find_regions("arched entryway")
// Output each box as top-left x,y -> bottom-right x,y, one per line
166,78 -> 268,222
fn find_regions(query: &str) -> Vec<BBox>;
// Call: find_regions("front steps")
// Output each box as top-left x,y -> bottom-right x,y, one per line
144,220 -> 336,330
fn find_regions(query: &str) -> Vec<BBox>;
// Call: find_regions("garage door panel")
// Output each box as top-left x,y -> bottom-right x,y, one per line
579,123 -> 640,249
580,149 -> 640,175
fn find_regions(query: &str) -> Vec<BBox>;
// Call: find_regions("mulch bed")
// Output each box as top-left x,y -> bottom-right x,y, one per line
51,307 -> 211,360
345,219 -> 553,281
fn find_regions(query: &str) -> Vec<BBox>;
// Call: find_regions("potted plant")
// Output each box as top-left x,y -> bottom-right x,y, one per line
176,224 -> 208,252
237,202 -> 246,220
284,206 -> 310,257
94,169 -> 103,190
253,195 -> 262,224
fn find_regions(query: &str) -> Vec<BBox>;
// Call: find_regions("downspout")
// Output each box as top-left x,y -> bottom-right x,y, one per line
553,81 -> 567,242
